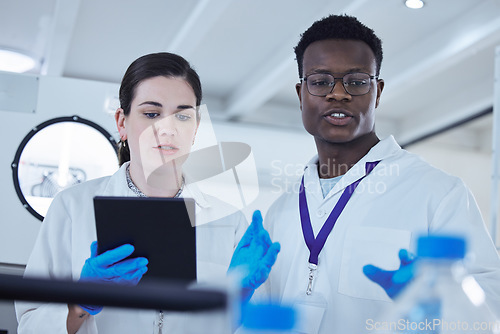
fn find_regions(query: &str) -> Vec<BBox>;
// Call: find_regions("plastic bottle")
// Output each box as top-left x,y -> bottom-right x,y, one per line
376,235 -> 500,334
239,303 -> 296,333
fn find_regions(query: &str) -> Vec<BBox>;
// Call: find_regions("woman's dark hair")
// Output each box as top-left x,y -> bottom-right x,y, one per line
294,14 -> 383,78
117,52 -> 202,165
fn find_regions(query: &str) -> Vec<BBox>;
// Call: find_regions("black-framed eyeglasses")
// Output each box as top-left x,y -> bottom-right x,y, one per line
300,72 -> 378,97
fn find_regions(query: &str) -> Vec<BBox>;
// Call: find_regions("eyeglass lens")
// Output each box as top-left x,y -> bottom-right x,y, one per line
306,73 -> 373,96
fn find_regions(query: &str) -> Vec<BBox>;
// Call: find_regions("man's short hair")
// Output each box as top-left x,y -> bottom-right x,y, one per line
294,14 -> 383,77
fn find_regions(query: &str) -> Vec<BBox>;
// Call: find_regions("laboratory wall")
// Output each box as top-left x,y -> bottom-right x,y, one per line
0,73 -> 120,266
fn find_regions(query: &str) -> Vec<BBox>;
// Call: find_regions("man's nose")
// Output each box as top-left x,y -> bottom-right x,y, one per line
325,78 -> 351,101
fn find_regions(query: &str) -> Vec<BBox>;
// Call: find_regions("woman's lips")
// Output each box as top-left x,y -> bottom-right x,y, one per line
154,145 -> 179,155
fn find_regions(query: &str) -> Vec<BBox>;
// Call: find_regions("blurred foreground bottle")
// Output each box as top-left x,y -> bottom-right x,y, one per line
239,303 -> 296,334
376,235 -> 500,334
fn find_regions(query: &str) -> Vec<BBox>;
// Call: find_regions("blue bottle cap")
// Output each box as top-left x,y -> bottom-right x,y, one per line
242,303 -> 296,331
417,235 -> 466,259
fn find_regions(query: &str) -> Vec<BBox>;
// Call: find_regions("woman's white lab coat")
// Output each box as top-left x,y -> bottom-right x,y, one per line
261,136 -> 500,334
16,162 -> 247,333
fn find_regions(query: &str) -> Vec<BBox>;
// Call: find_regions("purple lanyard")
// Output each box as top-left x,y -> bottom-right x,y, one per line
299,161 -> 380,265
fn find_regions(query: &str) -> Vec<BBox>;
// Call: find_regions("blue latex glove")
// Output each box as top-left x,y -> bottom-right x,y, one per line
363,249 -> 416,299
228,210 -> 281,303
78,241 -> 148,315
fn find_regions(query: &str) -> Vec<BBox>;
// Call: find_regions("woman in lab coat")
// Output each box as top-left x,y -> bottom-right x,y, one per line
15,52 -> 249,334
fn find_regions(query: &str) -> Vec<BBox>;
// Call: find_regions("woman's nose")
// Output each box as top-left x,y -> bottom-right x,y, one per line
155,116 -> 177,136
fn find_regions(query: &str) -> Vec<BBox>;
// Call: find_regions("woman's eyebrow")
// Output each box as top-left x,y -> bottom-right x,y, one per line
138,101 -> 163,107
177,104 -> 195,110
137,101 -> 194,109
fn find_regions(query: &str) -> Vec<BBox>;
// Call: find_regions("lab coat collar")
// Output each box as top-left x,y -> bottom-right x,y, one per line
182,176 -> 211,209
101,162 -> 211,209
100,162 -> 136,197
303,136 -> 401,200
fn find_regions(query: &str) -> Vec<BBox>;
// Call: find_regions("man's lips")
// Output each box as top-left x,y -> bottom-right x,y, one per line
323,109 -> 353,126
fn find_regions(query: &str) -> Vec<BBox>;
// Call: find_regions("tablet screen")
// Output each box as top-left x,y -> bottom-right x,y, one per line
93,196 -> 196,283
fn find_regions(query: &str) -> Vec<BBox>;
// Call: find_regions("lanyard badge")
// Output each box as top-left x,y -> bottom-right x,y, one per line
299,161 -> 380,295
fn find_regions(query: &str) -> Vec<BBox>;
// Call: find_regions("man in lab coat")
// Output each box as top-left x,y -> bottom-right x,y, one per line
259,14 -> 500,334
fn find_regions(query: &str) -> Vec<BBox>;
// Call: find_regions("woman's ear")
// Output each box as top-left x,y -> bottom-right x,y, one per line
115,108 -> 127,140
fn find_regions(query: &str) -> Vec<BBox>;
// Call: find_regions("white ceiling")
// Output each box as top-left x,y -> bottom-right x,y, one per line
2,0 -> 500,149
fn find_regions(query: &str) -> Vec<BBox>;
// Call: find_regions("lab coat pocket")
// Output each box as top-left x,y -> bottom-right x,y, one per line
338,226 -> 411,301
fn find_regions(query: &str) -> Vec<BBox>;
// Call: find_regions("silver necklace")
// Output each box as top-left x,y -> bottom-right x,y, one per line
125,164 -> 184,198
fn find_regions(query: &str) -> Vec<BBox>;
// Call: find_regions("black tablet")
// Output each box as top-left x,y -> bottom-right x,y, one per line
93,196 -> 196,284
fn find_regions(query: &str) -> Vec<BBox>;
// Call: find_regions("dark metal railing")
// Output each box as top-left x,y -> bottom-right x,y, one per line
0,274 -> 227,311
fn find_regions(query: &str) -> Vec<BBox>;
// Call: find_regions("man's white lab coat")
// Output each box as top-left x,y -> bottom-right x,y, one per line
262,136 -> 500,334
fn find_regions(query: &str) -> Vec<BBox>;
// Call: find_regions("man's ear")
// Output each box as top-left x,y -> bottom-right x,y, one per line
115,108 -> 127,140
296,83 -> 303,111
375,79 -> 384,108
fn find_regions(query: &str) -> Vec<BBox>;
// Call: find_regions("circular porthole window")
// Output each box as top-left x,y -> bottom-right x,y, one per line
11,115 -> 119,221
